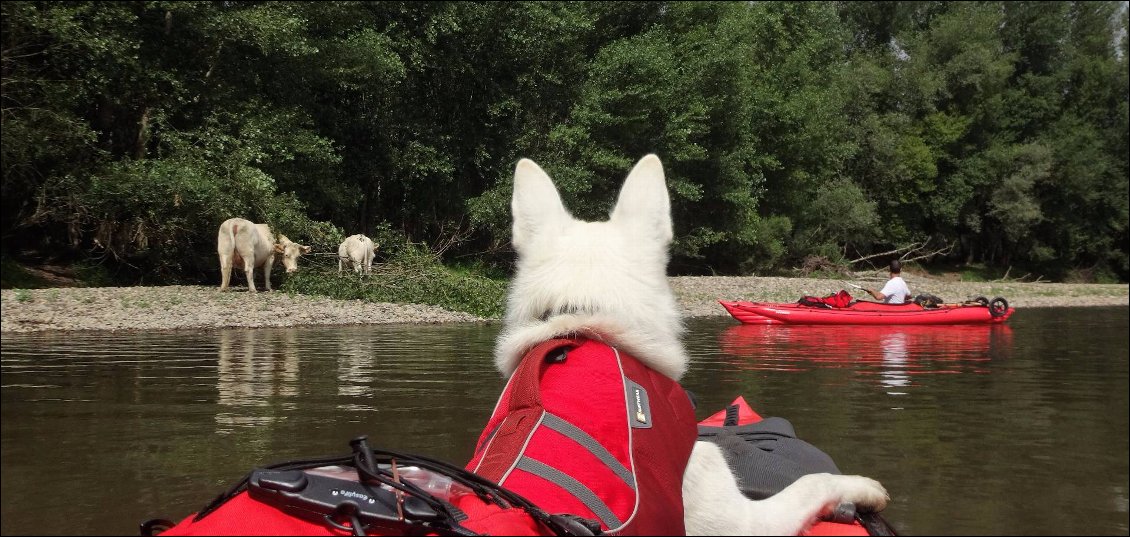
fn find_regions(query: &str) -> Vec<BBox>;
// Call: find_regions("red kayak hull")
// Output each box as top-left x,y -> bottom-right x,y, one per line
720,300 -> 1013,325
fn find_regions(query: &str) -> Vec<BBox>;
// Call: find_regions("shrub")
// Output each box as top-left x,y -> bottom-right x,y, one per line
282,243 -> 506,318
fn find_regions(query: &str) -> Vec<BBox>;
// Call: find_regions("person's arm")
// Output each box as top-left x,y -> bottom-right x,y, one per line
871,279 -> 905,303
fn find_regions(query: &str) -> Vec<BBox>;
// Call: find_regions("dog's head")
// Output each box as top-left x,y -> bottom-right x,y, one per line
495,154 -> 688,380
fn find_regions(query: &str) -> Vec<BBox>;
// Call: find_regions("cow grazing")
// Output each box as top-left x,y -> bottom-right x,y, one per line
217,218 -> 310,292
338,234 -> 378,275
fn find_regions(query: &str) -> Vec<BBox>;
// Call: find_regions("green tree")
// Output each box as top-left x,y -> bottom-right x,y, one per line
2,1 -> 1126,284
2,2 -> 341,280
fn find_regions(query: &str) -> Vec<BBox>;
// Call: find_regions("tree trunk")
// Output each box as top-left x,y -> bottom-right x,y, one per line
134,106 -> 150,160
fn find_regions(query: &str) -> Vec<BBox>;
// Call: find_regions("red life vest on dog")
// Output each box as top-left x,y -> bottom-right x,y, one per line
466,338 -> 698,535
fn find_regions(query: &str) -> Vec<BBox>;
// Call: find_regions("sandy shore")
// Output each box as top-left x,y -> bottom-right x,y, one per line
2,275 -> 1127,332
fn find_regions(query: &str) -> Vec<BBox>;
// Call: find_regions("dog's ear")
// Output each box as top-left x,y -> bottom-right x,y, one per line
511,158 -> 569,250
610,154 -> 673,244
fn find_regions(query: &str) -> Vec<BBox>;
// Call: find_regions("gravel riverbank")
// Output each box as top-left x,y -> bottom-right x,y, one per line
2,275 -> 1127,333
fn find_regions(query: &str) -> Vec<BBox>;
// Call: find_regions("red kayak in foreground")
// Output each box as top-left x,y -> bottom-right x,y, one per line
720,298 -> 1013,325
150,396 -> 895,536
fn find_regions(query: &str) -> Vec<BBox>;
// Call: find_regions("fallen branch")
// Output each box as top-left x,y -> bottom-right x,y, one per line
992,268 -> 1047,283
849,242 -> 924,266
429,216 -> 475,258
900,239 -> 956,264
850,238 -> 954,268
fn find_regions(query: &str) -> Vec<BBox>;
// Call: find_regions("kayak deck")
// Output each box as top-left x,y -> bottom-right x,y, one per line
698,397 -> 892,536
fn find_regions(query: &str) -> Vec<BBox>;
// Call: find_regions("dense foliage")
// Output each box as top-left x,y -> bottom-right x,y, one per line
3,1 -> 1127,283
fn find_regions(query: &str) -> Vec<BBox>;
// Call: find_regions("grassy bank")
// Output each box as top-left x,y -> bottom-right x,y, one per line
2,245 -> 510,319
280,247 -> 508,318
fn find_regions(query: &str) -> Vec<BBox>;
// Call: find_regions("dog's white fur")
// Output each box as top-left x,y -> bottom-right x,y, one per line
496,154 -> 888,535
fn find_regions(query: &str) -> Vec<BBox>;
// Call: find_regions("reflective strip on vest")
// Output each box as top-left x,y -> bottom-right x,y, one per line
515,456 -> 623,529
496,408 -> 639,530
540,413 -> 636,489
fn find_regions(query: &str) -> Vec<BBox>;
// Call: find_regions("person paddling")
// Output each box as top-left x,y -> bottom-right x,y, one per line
864,260 -> 912,304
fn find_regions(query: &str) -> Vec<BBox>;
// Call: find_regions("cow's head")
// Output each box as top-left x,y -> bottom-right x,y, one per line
274,234 -> 311,273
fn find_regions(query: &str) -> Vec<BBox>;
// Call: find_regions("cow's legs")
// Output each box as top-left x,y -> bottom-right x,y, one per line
263,255 -> 275,292
243,257 -> 257,293
219,254 -> 233,291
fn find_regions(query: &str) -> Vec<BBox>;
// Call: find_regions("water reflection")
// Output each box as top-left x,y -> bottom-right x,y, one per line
336,334 -> 378,410
717,323 -> 1015,392
2,309 -> 1127,536
879,331 -> 910,394
215,329 -> 301,431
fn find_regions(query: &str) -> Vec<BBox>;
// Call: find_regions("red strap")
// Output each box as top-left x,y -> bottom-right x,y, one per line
474,339 -> 576,481
507,339 -> 576,411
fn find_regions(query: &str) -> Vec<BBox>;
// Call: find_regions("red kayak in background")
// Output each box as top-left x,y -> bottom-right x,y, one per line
719,297 -> 1013,325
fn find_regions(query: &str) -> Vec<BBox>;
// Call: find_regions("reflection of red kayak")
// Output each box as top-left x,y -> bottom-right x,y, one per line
717,323 -> 1013,393
720,299 -> 1013,325
698,397 -> 896,536
719,323 -> 1013,368
720,323 -> 1013,355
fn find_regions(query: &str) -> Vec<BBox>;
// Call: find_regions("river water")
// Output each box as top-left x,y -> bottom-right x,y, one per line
2,307 -> 1127,535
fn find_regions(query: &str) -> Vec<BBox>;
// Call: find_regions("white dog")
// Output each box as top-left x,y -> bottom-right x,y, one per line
492,154 -> 888,535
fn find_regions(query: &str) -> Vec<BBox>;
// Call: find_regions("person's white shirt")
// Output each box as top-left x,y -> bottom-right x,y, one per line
879,276 -> 911,304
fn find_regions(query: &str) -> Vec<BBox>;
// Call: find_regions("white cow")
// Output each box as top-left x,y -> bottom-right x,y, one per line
217,217 -> 310,292
338,234 -> 378,275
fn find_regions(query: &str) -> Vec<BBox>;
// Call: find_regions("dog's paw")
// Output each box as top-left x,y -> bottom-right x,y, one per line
827,474 -> 889,512
791,473 -> 889,514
